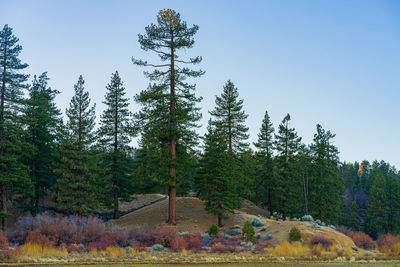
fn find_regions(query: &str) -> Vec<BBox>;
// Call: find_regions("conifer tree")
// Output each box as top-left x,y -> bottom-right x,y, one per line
209,80 -> 249,153
254,110 -> 275,214
132,9 -> 203,224
98,71 -> 134,219
274,114 -> 302,219
24,72 -> 61,214
0,24 -> 32,229
309,124 -> 344,224
55,75 -> 99,214
384,175 -> 400,234
196,121 -> 236,227
366,171 -> 386,239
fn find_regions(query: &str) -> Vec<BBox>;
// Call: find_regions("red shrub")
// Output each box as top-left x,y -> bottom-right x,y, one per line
26,232 -> 54,247
348,231 -> 373,249
110,228 -> 130,247
170,236 -> 188,252
183,234 -> 203,249
67,243 -> 85,253
310,234 -> 333,249
0,232 -> 9,249
377,234 -> 400,250
154,225 -> 176,247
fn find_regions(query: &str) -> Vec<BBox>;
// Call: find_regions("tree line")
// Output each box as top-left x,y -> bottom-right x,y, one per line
1,9 -> 399,239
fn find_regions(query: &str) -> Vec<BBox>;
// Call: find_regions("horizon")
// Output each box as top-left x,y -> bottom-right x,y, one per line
2,0 -> 400,168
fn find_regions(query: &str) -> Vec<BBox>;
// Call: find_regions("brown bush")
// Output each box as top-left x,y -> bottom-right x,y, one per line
377,234 -> 400,251
348,231 -> 373,249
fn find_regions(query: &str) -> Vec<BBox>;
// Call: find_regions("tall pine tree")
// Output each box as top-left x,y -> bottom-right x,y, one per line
274,114 -> 302,219
55,75 -> 99,214
132,9 -> 203,224
196,121 -> 236,226
24,72 -> 61,214
209,80 -> 249,153
98,71 -> 134,219
0,24 -> 32,229
254,110 -> 275,214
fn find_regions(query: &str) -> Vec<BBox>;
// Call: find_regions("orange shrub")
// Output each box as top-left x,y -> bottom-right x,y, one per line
377,234 -> 400,251
348,231 -> 373,249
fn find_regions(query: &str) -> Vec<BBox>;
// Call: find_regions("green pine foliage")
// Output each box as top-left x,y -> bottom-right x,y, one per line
97,71 -> 135,219
289,226 -> 301,241
55,75 -> 100,214
23,72 -> 61,214
196,121 -> 236,227
242,221 -> 255,241
209,80 -> 249,153
132,9 -> 203,224
0,24 -> 33,229
309,124 -> 344,224
273,114 -> 303,219
254,110 -> 275,213
366,171 -> 386,239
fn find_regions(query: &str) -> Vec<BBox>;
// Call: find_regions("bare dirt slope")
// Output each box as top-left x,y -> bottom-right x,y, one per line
111,196 -> 355,249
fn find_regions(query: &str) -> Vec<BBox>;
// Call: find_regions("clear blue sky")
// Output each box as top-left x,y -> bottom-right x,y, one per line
2,0 -> 400,168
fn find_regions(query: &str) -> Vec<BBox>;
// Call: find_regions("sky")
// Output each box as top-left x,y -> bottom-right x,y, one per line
2,0 -> 400,168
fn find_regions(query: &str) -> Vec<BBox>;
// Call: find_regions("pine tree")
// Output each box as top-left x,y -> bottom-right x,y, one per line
0,24 -> 32,229
24,72 -> 61,214
98,71 -> 134,219
209,80 -> 249,153
254,110 -> 275,214
274,114 -> 302,219
132,9 -> 203,224
55,75 -> 99,214
196,121 -> 236,227
366,171 -> 386,239
309,124 -> 344,224
385,175 -> 400,234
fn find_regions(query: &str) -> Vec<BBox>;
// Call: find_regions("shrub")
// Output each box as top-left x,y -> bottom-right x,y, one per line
348,231 -> 373,249
377,234 -> 400,251
266,241 -> 310,257
182,233 -> 203,250
289,227 -> 301,241
301,215 -> 314,222
226,229 -> 240,236
152,244 -> 164,251
310,234 -> 333,249
209,224 -> 218,235
0,231 -> 9,249
242,221 -> 255,241
170,236 -> 188,252
154,225 -> 176,247
252,218 -> 263,227
26,232 -> 54,247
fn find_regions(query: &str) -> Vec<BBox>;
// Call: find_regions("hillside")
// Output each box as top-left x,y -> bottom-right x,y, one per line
110,195 -> 355,249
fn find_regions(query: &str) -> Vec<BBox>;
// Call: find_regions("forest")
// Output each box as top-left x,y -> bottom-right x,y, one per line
0,8 -> 399,244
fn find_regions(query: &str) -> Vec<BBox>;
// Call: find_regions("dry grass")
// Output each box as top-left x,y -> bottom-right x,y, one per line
20,242 -> 68,258
266,241 -> 310,257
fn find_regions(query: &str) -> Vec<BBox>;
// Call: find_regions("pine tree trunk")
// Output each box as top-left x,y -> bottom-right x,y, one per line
0,182 -> 6,231
168,32 -> 177,225
218,215 -> 223,227
0,53 -> 7,230
113,182 -> 119,219
268,187 -> 273,215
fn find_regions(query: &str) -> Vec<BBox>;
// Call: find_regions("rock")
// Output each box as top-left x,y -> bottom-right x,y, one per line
352,246 -> 359,251
301,214 -> 314,222
260,226 -> 267,232
266,232 -> 273,240
364,251 -> 370,256
201,233 -> 210,238
255,233 -> 261,239
233,224 -> 240,229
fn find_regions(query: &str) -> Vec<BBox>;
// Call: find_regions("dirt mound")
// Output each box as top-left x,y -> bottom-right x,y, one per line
110,196 -> 354,250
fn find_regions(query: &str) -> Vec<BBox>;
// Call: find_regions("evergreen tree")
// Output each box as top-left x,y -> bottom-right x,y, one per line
274,114 -> 302,219
209,80 -> 249,153
196,121 -> 236,226
55,75 -> 99,214
0,24 -> 32,229
366,171 -> 386,239
309,124 -> 344,224
132,9 -> 203,224
254,110 -> 275,214
385,175 -> 400,234
98,71 -> 134,219
24,72 -> 61,214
